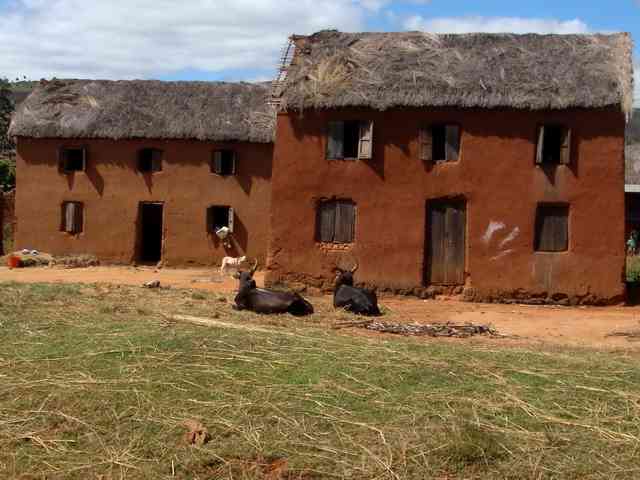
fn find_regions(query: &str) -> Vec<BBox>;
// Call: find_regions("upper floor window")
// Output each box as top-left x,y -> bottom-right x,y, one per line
138,148 -> 163,173
327,120 -> 373,160
60,201 -> 83,234
211,150 -> 236,176
419,124 -> 460,163
534,204 -> 569,252
536,125 -> 571,165
316,199 -> 356,244
59,147 -> 86,173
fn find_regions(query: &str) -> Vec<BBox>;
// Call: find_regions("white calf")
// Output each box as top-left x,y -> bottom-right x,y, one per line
220,255 -> 247,275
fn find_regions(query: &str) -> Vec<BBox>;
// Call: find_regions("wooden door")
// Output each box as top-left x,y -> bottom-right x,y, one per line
426,200 -> 466,285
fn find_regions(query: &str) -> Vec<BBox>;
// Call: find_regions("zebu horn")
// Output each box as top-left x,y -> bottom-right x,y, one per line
350,259 -> 359,273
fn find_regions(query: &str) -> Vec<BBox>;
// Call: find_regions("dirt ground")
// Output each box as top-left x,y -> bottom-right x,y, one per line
1,265 -> 639,350
0,264 -> 242,292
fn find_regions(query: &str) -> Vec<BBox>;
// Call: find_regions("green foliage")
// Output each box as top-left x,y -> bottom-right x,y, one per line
0,156 -> 15,192
0,77 -> 15,192
626,256 -> 640,282
10,76 -> 35,92
0,78 -> 13,153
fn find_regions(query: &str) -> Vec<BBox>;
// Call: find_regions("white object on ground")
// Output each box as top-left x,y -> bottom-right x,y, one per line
220,255 -> 247,275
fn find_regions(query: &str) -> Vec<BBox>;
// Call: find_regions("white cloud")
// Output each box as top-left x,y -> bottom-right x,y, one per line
357,0 -> 389,11
359,0 -> 430,11
403,15 -> 590,34
0,0 -> 365,80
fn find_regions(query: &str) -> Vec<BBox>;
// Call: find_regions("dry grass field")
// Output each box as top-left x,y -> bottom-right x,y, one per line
2,281 -> 640,479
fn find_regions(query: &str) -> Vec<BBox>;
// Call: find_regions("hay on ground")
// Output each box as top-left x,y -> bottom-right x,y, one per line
1,252 -> 99,268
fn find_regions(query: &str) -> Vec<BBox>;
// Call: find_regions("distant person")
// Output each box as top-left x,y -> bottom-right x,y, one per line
627,230 -> 638,256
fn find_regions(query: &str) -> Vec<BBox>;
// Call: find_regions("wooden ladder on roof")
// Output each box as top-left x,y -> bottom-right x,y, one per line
269,38 -> 296,107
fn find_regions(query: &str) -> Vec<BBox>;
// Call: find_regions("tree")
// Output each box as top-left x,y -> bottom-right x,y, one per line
0,157 -> 14,192
0,78 -> 13,151
0,77 -> 15,191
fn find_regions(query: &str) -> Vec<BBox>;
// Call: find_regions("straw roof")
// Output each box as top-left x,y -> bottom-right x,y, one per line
9,80 -> 275,143
279,30 -> 634,115
10,91 -> 30,107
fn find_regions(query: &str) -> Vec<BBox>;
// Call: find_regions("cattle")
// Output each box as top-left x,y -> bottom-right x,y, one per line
233,260 -> 314,316
333,260 -> 381,316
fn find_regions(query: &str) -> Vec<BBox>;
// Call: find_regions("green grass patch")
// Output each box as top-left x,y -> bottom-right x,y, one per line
1,282 -> 640,478
10,80 -> 37,93
627,255 -> 640,282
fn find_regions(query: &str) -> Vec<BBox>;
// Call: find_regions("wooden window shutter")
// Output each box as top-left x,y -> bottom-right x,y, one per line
58,147 -> 67,172
231,151 -> 237,175
419,126 -> 433,162
535,126 -> 545,165
334,201 -> 355,243
213,151 -> 223,174
536,214 -> 548,251
206,207 -> 214,233
81,147 -> 87,171
227,207 -> 235,233
535,205 -> 568,252
318,202 -> 336,242
65,203 -> 75,232
560,128 -> 571,165
64,202 -> 82,233
73,203 -> 83,233
445,125 -> 460,162
358,121 -> 373,160
151,149 -> 162,172
327,121 -> 344,159
548,207 -> 568,251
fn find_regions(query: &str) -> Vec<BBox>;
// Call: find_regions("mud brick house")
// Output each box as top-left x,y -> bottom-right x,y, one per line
267,31 -> 634,304
9,80 -> 274,265
626,144 -> 640,237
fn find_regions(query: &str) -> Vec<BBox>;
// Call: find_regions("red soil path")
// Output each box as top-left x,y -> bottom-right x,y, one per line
1,266 -> 639,350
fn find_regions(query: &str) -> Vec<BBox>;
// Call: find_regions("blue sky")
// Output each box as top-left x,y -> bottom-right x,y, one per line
0,0 -> 637,103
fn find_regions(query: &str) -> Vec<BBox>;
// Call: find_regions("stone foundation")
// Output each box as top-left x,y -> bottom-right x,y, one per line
461,287 -> 624,307
265,270 -> 624,306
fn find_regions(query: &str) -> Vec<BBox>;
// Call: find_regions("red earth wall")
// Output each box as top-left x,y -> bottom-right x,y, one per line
15,138 -> 272,265
267,108 -> 626,305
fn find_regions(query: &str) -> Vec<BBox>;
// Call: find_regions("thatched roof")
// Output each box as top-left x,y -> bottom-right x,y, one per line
626,144 -> 640,185
279,30 -> 634,115
9,80 -> 275,143
10,91 -> 30,107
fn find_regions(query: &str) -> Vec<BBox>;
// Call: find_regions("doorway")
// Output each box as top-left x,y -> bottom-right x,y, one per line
426,199 -> 466,285
138,202 -> 163,263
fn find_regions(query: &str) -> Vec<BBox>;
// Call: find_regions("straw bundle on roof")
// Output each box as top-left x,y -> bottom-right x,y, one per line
279,30 -> 634,115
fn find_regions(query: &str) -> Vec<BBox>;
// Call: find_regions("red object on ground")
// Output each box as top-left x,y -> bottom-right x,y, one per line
7,255 -> 21,269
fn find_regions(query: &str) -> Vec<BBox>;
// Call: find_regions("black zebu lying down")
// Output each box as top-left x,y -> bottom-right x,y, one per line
333,260 -> 381,316
233,261 -> 314,316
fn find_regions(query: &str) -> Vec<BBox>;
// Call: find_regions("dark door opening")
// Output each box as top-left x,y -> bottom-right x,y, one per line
139,202 -> 163,263
426,199 -> 466,286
